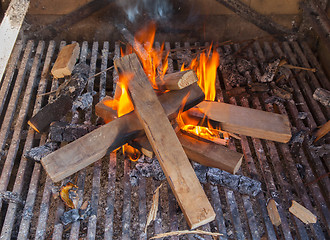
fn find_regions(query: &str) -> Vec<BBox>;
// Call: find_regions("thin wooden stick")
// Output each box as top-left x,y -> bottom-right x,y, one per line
150,229 -> 222,239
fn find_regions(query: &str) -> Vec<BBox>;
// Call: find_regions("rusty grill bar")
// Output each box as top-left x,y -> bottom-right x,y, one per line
0,40 -> 329,239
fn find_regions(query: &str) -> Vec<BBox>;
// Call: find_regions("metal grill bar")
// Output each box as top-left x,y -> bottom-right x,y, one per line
0,40 -> 328,240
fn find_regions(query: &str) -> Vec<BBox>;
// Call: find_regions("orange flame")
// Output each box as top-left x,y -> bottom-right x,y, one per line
104,73 -> 134,118
181,45 -> 220,101
122,143 -> 141,161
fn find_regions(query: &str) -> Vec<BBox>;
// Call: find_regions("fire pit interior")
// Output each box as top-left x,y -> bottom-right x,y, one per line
0,1 -> 329,239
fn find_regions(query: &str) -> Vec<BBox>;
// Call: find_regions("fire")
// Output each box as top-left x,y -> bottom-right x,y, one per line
109,23 -> 228,159
122,143 -> 141,161
104,73 -> 134,118
181,45 -> 220,101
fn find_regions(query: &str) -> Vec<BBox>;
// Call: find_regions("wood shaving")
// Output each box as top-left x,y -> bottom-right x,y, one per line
145,183 -> 163,233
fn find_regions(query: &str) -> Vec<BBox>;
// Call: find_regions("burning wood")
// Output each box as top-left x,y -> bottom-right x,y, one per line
96,99 -> 242,174
155,70 -> 198,91
114,53 -> 215,229
194,101 -> 292,143
41,83 -> 205,182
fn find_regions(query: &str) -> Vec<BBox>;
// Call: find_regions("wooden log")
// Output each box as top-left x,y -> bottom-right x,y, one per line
267,199 -> 282,226
28,95 -> 73,133
196,101 -> 291,143
51,43 -> 80,78
114,53 -> 215,229
28,63 -> 89,133
289,200 -> 317,224
41,83 -> 204,182
313,88 -> 330,107
128,133 -> 242,174
0,0 -> 30,84
155,70 -> 198,91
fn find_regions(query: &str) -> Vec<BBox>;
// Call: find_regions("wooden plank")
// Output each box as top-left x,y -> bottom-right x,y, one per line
41,83 -> 204,182
51,43 -> 80,78
196,101 -> 291,143
289,200 -> 317,224
0,0 -> 30,84
155,70 -> 198,91
114,53 -> 215,229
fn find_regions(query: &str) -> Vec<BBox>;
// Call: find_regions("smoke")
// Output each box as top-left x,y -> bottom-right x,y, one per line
116,0 -> 173,23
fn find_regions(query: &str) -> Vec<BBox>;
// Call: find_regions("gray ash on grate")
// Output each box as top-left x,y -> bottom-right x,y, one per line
130,157 -> 262,197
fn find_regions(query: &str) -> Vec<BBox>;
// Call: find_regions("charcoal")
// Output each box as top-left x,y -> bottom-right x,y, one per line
55,62 -> 89,100
313,88 -> 330,107
289,130 -> 307,156
72,91 -> 96,111
0,191 -> 24,204
259,59 -> 280,83
236,58 -> 253,74
60,209 -> 80,225
129,169 -> 140,186
310,144 -> 330,158
298,112 -> 308,120
192,162 -> 208,184
264,95 -> 285,105
25,142 -> 58,162
237,175 -> 262,196
49,121 -> 98,142
135,158 -> 166,181
271,83 -> 293,100
79,201 -> 92,220
207,167 -> 262,197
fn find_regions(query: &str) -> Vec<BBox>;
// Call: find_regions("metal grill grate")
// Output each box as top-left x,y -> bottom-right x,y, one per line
0,40 -> 329,239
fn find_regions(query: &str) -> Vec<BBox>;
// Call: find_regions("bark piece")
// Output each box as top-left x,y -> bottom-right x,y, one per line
196,101 -> 291,143
51,43 -> 80,78
289,200 -> 317,224
267,199 -> 282,226
41,83 -> 204,182
313,88 -> 330,107
115,53 -> 215,229
155,70 -> 198,90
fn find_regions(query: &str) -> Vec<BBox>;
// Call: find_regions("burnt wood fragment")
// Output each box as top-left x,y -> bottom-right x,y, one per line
49,122 -> 98,142
25,142 -> 58,162
313,88 -> 330,107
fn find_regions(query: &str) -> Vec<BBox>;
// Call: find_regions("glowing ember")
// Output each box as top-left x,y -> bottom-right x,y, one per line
122,143 -> 141,161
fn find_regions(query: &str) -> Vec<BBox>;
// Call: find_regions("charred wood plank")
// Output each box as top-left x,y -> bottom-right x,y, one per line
114,53 -> 215,229
41,83 -> 204,182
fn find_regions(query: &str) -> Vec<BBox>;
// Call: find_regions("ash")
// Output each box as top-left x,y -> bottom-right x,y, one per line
25,142 -> 58,162
72,91 -> 96,111
130,158 -> 262,197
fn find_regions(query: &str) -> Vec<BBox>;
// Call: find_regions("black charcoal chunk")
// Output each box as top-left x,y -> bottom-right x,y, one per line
298,112 -> 308,120
0,191 -> 24,204
72,91 -> 96,111
259,59 -> 280,83
192,162 -> 209,184
237,175 -> 262,197
49,122 -> 98,142
79,202 -> 92,220
60,209 -> 80,225
25,142 -> 58,162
